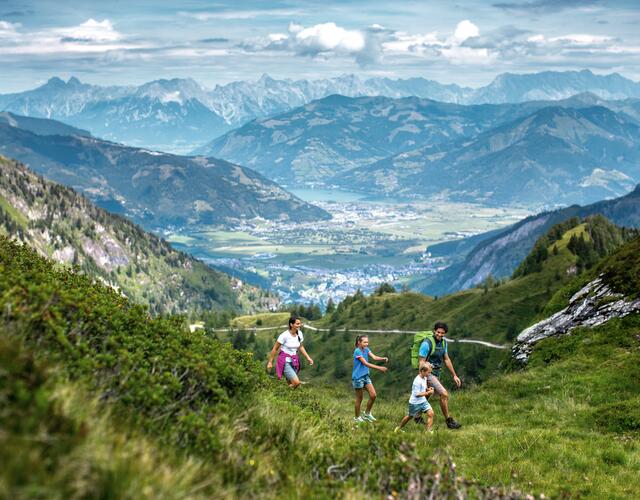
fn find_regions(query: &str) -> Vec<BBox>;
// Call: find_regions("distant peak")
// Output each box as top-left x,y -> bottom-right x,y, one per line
258,73 -> 274,84
44,76 -> 65,87
67,76 -> 83,86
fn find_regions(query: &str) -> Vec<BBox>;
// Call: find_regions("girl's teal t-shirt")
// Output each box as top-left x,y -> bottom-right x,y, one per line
352,347 -> 370,379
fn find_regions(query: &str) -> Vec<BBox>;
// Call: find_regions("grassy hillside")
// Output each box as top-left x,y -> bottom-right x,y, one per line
2,233 -> 640,498
1,234 -> 530,498
0,155 -> 274,314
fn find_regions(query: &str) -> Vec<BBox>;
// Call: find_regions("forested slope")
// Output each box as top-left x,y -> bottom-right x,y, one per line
0,155 -> 273,314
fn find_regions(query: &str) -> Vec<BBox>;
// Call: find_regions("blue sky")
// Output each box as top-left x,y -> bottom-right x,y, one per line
1,0 -> 639,92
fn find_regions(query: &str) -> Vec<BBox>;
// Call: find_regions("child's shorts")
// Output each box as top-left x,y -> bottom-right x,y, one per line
408,401 -> 432,417
352,374 -> 372,389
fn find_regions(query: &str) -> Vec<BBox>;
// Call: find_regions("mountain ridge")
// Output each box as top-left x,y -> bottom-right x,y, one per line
2,69 -> 640,153
0,114 -> 330,229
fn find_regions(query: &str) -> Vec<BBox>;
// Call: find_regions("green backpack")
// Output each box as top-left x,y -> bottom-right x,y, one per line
411,331 -> 442,369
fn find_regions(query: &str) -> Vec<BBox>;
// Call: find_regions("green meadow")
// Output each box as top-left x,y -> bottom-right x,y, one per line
2,218 -> 640,498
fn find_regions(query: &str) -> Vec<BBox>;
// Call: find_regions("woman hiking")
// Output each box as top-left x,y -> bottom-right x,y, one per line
267,315 -> 314,388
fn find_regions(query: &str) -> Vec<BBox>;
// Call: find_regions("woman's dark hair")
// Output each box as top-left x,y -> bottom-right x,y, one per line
354,335 -> 368,347
289,315 -> 300,328
433,321 -> 448,333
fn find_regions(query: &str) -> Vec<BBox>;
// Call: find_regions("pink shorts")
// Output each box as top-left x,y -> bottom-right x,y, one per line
427,374 -> 446,395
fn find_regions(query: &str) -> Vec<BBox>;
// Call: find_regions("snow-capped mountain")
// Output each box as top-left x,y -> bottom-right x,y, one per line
1,70 -> 639,154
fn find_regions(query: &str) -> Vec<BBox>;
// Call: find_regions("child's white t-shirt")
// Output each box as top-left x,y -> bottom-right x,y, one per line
277,330 -> 303,356
409,374 -> 427,404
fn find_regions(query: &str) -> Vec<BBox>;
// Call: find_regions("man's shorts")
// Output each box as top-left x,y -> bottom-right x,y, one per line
408,400 -> 432,417
352,374 -> 372,389
283,362 -> 299,382
427,373 -> 446,396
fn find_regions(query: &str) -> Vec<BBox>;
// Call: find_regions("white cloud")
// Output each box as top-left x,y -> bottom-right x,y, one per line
454,20 -> 480,42
549,34 -> 614,45
55,19 -> 122,43
0,21 -> 20,33
243,22 -> 367,59
382,31 -> 442,54
380,20 -> 491,64
0,18 -> 142,55
293,22 -> 365,54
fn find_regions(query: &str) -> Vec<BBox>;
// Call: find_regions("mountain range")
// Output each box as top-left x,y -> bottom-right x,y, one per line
0,113 -> 329,229
202,92 -> 640,206
1,70 -> 639,153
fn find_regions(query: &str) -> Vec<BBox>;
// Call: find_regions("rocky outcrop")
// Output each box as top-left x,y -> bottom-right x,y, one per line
512,276 -> 640,363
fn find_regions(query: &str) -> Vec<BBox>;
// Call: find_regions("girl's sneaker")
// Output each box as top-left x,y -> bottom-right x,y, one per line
393,426 -> 405,433
354,416 -> 366,423
363,412 -> 377,422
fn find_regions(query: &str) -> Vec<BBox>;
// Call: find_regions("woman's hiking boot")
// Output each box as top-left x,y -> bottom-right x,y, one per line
446,416 -> 461,429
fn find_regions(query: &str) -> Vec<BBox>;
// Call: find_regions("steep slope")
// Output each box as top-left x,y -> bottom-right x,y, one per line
340,105 -> 640,205
0,155 -> 271,314
418,185 -> 640,296
0,117 -> 330,228
513,233 -> 640,362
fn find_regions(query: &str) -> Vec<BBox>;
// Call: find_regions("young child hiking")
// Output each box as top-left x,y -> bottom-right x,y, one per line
352,335 -> 388,423
394,362 -> 435,433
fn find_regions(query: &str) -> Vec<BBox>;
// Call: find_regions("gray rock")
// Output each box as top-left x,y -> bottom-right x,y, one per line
512,276 -> 640,363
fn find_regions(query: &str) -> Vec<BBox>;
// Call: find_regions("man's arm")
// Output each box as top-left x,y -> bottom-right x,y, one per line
444,354 -> 461,387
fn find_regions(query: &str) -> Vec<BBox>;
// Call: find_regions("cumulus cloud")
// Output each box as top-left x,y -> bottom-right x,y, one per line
454,20 -> 479,42
288,22 -> 365,56
241,21 -> 373,64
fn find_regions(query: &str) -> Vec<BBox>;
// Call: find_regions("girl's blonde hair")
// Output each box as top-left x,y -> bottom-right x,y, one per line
419,361 -> 433,373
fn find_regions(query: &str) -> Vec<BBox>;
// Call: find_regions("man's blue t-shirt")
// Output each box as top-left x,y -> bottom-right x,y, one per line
352,347 -> 370,379
418,338 -> 447,375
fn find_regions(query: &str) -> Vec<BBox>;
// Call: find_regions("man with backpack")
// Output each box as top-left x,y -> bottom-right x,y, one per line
412,321 -> 462,429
